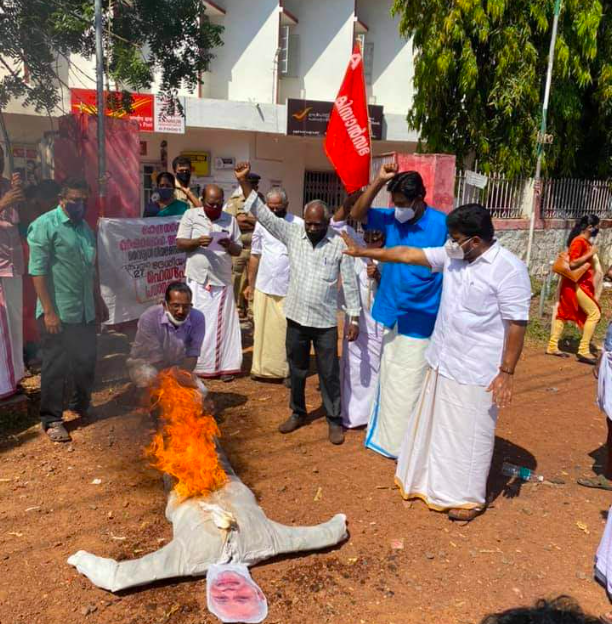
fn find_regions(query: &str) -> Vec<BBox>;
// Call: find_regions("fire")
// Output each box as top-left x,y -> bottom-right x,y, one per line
146,369 -> 227,501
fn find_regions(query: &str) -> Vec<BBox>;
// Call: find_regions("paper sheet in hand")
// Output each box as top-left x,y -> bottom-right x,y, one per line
208,231 -> 230,251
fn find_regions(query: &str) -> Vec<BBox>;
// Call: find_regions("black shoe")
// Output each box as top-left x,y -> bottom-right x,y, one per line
328,423 -> 345,445
278,414 -> 305,434
577,354 -> 598,365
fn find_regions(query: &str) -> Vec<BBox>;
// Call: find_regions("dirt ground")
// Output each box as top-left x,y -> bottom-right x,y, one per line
2,321 -> 612,624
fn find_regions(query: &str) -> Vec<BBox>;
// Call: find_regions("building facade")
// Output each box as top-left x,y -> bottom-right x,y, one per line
2,0 -> 418,214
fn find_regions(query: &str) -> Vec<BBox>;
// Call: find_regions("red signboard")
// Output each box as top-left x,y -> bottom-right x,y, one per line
71,88 -> 155,133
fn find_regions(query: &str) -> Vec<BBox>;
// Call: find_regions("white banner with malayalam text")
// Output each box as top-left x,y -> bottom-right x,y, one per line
98,217 -> 186,324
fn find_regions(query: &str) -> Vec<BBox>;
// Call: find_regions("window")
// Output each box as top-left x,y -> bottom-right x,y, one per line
355,34 -> 374,86
280,25 -> 299,78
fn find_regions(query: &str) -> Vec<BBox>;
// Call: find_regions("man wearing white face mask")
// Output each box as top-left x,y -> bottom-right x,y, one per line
349,163 -> 448,459
127,281 -> 206,392
342,203 -> 531,522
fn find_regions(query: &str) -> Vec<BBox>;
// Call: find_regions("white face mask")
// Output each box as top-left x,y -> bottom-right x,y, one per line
444,237 -> 472,260
394,207 -> 415,223
165,309 -> 188,327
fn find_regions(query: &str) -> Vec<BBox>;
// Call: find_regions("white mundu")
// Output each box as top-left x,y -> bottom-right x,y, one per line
251,213 -> 303,379
395,241 -> 531,510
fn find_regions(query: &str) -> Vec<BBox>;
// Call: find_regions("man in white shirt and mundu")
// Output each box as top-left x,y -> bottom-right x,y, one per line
246,187 -> 303,383
342,203 -> 531,521
176,184 -> 244,381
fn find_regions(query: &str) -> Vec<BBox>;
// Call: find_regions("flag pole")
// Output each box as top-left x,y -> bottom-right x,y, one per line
526,0 -> 562,267
94,0 -> 107,211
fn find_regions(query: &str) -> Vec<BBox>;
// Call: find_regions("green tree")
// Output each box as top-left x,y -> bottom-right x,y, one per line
0,0 -> 224,115
391,0 -> 612,178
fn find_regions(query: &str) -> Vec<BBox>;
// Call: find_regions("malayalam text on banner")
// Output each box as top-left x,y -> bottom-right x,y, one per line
98,217 -> 186,324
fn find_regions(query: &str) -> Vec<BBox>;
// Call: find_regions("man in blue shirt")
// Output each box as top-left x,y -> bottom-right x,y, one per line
350,162 -> 447,458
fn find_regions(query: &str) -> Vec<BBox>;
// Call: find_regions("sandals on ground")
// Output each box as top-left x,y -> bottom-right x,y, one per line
44,421 -> 71,443
577,474 -> 612,491
448,507 -> 486,522
545,350 -> 570,358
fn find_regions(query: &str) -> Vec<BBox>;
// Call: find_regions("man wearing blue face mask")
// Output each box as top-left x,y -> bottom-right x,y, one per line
27,177 -> 108,443
349,162 -> 448,459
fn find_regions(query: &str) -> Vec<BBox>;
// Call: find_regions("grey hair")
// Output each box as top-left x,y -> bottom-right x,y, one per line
304,199 -> 331,221
266,186 -> 288,204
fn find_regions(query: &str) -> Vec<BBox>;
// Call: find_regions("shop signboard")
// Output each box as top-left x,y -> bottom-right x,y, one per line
287,98 -> 384,140
70,89 -> 185,134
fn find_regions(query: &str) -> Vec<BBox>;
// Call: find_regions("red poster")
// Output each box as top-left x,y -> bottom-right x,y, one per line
70,88 -> 155,133
324,44 -> 372,193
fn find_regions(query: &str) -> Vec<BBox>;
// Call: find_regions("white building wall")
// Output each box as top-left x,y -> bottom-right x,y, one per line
356,0 -> 414,115
279,0 -> 355,103
204,0 -> 280,103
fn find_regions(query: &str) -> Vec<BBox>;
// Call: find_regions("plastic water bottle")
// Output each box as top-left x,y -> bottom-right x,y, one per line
501,462 -> 544,482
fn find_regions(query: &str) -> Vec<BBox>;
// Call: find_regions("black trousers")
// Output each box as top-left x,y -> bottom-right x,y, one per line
286,319 -> 341,426
39,321 -> 97,427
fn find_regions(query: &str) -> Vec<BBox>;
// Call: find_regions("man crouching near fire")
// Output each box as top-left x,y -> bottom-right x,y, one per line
127,281 -> 211,409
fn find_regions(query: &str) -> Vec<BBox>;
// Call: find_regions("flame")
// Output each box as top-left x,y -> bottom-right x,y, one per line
146,369 -> 227,501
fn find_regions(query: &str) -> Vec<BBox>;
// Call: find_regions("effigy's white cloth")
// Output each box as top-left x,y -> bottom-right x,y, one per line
395,368 -> 498,510
364,327 -> 429,458
340,257 -> 383,428
67,452 -> 347,593
188,280 -> 243,378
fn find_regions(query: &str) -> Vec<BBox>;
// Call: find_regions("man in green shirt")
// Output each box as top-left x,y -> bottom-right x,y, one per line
27,177 -> 108,443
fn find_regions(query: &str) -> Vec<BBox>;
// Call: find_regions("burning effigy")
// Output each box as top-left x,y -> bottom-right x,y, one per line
68,370 -> 348,594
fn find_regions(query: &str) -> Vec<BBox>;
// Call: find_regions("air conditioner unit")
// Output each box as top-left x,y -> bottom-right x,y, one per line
214,156 -> 235,170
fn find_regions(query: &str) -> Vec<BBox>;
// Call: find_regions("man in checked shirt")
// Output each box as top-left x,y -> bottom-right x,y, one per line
235,162 -> 360,445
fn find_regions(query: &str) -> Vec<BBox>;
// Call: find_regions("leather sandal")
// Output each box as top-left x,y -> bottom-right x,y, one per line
448,506 -> 485,522
577,354 -> 598,365
44,421 -> 71,443
545,350 -> 570,358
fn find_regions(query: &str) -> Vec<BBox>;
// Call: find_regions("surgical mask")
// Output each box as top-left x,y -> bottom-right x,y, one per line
65,199 -> 86,223
306,229 -> 327,246
444,237 -> 473,260
176,171 -> 191,187
157,187 -> 174,202
204,204 -> 223,221
395,207 -> 415,223
274,209 -> 287,219
165,309 -> 188,327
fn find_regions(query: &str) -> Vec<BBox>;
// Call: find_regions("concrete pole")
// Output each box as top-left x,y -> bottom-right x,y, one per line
95,0 -> 107,203
526,0 -> 562,268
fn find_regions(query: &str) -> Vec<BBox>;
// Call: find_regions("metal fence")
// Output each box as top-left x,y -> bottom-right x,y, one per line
454,171 -> 526,219
540,178 -> 612,219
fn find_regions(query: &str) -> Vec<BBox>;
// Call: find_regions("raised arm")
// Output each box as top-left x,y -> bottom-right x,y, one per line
340,231 -> 430,268
235,162 -> 292,245
332,190 -> 363,224
350,163 -> 398,223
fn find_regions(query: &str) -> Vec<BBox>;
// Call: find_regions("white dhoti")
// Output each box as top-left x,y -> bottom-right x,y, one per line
251,289 -> 288,379
187,279 -> 243,378
341,311 -> 383,429
0,276 -> 24,398
365,327 -> 429,458
596,505 -> 612,595
395,368 -> 498,511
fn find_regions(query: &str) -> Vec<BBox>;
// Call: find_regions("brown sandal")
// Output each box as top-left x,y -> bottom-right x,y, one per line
448,507 -> 485,522
44,422 -> 71,443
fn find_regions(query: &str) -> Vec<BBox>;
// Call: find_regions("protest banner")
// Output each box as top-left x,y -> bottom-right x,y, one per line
98,217 -> 186,324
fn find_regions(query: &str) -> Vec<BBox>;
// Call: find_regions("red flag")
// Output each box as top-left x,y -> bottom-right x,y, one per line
324,44 -> 371,193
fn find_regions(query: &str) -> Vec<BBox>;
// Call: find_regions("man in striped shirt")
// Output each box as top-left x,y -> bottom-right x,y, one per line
235,162 -> 360,445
